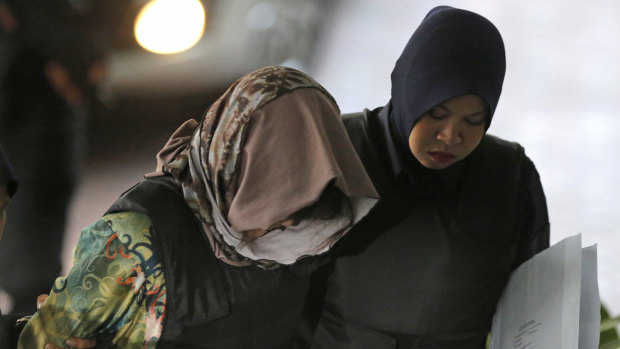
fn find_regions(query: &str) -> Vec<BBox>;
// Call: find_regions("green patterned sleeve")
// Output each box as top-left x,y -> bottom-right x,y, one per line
17,212 -> 166,349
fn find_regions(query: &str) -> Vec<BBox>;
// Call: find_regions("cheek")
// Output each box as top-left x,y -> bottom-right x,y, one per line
408,129 -> 436,166
408,123 -> 432,156
408,131 -> 422,158
463,128 -> 486,153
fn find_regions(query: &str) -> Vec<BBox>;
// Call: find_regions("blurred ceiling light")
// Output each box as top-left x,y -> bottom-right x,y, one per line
134,0 -> 206,55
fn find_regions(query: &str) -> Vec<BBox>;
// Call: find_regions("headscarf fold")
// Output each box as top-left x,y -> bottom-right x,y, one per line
147,66 -> 378,268
389,6 -> 506,150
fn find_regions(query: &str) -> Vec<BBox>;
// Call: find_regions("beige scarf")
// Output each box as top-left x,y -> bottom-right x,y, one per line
147,66 -> 378,268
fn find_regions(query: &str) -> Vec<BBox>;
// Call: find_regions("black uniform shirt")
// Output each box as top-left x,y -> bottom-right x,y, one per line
312,107 -> 550,349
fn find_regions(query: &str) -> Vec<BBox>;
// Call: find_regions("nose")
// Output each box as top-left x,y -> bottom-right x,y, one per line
436,120 -> 462,146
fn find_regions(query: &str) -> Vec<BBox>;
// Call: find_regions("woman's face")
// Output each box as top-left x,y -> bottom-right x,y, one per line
408,94 -> 487,169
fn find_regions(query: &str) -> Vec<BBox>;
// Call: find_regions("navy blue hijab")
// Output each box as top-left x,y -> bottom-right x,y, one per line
0,144 -> 17,197
389,6 -> 506,150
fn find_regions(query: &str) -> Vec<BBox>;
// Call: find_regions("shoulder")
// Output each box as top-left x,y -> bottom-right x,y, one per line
341,107 -> 380,125
341,109 -> 371,133
474,134 -> 537,168
101,211 -> 154,242
477,134 -> 525,157
71,212 -> 157,267
73,212 -> 157,268
98,212 -> 161,271
471,135 -> 543,199
468,134 -> 541,185
341,108 -> 381,151
81,211 -> 152,236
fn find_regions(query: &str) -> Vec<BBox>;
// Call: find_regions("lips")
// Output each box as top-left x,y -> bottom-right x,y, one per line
428,151 -> 457,164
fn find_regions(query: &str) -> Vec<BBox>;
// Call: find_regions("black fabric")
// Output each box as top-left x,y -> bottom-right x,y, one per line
107,177 -> 311,349
310,109 -> 549,349
0,144 -> 17,197
389,6 -> 506,150
0,314 -> 25,349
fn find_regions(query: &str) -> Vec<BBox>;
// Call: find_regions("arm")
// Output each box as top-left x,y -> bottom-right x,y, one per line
18,212 -> 166,349
33,295 -> 96,349
513,157 -> 550,268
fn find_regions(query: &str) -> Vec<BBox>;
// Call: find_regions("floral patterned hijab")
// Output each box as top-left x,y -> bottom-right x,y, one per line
147,66 -> 378,268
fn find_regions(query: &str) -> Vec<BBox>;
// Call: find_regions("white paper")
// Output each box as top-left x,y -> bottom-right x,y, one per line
579,245 -> 600,349
489,234 -> 600,349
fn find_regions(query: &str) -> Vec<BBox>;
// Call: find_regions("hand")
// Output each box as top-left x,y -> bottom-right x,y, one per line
44,337 -> 97,349
36,294 -> 49,310
37,294 -> 97,349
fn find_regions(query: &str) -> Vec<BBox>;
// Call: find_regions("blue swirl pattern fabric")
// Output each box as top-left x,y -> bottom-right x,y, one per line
18,212 -> 166,348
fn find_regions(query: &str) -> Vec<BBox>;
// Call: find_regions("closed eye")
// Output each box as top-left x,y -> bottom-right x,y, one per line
427,108 -> 449,120
465,116 -> 486,126
428,113 -> 445,120
463,111 -> 488,126
426,103 -> 450,120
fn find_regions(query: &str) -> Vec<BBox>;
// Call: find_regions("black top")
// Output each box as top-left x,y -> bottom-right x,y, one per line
107,177 -> 313,349
0,144 -> 17,197
310,107 -> 550,349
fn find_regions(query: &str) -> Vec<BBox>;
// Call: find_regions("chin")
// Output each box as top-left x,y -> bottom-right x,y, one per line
421,159 -> 456,170
426,164 -> 450,170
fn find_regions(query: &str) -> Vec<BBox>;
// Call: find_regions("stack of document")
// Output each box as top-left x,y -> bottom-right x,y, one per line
489,234 -> 600,349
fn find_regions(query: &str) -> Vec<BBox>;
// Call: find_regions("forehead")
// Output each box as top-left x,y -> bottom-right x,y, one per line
440,94 -> 487,112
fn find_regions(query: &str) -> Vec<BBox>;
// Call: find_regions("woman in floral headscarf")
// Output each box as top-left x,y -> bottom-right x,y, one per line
18,66 -> 378,349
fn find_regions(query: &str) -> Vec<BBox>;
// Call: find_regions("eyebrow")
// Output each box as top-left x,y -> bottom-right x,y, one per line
464,111 -> 487,118
436,103 -> 488,118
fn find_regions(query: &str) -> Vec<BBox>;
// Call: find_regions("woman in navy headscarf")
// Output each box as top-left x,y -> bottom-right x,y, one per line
308,6 -> 550,348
